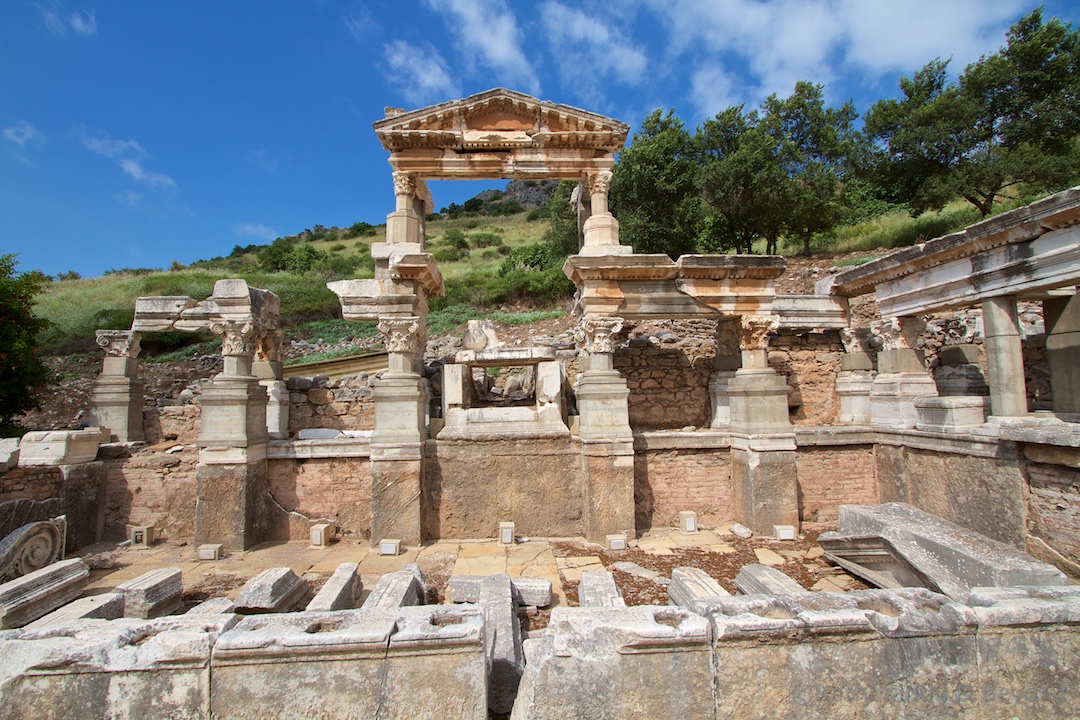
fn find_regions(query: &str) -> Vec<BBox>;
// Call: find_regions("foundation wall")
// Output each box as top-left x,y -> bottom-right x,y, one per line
286,375 -> 375,435
102,451 -> 199,542
267,457 -> 372,539
633,447 -> 732,531
794,445 -> 878,522
1024,461 -> 1080,566
0,466 -> 61,503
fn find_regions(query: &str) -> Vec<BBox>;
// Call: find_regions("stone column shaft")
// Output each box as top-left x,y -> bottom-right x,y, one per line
1044,294 -> 1080,415
982,296 -> 1027,418
89,330 -> 144,442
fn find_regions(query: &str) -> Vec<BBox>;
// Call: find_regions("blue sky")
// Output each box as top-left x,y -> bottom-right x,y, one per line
2,0 -> 1077,278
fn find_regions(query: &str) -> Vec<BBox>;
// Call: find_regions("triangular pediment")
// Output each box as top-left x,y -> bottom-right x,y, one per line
373,88 -> 628,153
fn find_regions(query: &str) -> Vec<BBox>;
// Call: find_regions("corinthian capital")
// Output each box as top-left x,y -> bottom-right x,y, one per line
210,319 -> 260,357
738,315 -> 779,351
872,316 -> 925,351
378,317 -> 423,355
392,171 -> 417,197
575,316 -> 624,354
96,330 -> 141,358
585,170 -> 613,196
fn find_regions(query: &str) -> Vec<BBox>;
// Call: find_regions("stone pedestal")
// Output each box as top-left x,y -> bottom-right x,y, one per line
870,349 -> 938,429
574,317 -> 632,441
914,396 -> 990,432
89,331 -> 144,442
728,369 -> 792,437
370,372 -> 427,547
837,352 -> 874,425
580,439 -> 635,543
730,447 -> 799,535
1045,293 -> 1080,415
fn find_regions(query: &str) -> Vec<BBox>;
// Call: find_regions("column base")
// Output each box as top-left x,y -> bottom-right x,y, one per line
89,375 -> 145,442
575,370 -> 632,441
871,372 -> 938,429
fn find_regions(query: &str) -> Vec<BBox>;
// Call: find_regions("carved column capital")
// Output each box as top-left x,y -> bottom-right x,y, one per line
256,329 -> 283,364
378,316 -> 423,355
738,315 -> 779,351
392,171 -> 417,198
210,319 -> 261,357
585,170 -> 613,196
872,316 -> 925,351
575,316 -> 624,355
95,330 -> 141,358
840,327 -> 874,354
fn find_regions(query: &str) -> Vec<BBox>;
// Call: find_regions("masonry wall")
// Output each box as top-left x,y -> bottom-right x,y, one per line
286,375 -> 375,435
0,466 -> 61,503
266,457 -> 372,538
769,330 -> 844,426
794,445 -> 878,522
633,446 -> 732,531
101,450 -> 198,542
1024,461 -> 1080,566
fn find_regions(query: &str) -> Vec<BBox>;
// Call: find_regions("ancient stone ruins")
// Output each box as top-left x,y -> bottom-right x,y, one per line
0,89 -> 1077,718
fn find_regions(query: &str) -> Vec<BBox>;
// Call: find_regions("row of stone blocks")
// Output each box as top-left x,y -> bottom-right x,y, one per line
0,560 -> 1076,718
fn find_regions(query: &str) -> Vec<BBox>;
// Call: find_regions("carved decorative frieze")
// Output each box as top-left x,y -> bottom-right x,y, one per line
840,327 -> 876,355
392,171 -> 417,198
210,320 -> 261,357
738,315 -> 779,351
95,330 -> 141,358
378,317 -> 423,355
575,316 -> 624,354
871,316 -> 926,351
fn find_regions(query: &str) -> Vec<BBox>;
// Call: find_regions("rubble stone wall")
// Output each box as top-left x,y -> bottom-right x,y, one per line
615,341 -> 714,430
286,375 -> 376,435
633,447 -> 731,531
768,330 -> 843,426
101,451 -> 198,542
1024,461 -> 1080,566
142,405 -> 200,446
794,445 -> 878,522
267,457 -> 372,539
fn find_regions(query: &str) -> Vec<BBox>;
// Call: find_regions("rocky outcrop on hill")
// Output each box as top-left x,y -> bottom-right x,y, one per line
504,179 -> 559,207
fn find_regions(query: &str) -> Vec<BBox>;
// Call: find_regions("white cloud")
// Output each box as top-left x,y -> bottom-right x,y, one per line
540,1 -> 647,107
37,2 -> 97,37
116,191 -> 142,208
424,0 -> 541,95
382,39 -> 461,107
3,121 -> 44,147
234,223 -> 278,241
81,132 -> 178,189
344,6 -> 375,40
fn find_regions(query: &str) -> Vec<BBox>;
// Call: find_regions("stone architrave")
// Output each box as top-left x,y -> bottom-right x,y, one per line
869,317 -> 938,429
89,330 -> 144,442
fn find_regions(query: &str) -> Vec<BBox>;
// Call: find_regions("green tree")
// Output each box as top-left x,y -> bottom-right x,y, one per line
0,254 -> 54,436
541,180 -> 580,257
866,9 -> 1080,217
611,109 -> 701,258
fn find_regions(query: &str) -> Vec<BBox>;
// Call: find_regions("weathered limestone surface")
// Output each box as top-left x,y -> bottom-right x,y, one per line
731,448 -> 799,535
185,596 -> 235,615
18,430 -> 102,467
577,569 -> 625,607
0,558 -> 88,629
194,460 -> 270,552
479,574 -> 524,715
116,567 -> 183,619
1045,292 -> 1080,414
511,606 -> 713,720
233,567 -> 307,614
361,564 -> 424,609
306,562 -> 360,611
668,566 -> 729,609
24,592 -> 124,629
735,564 -> 810,596
448,575 -> 552,607
913,395 -> 989,432
0,615 -> 237,720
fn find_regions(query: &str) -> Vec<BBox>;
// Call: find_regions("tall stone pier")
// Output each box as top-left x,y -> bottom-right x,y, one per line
89,330 -> 144,442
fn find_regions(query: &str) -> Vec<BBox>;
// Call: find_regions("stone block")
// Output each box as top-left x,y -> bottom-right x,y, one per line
127,524 -> 154,549
448,575 -> 552,607
233,567 -> 308,614
840,352 -> 873,371
296,428 -> 343,440
735,564 -> 810,596
668,566 -> 729,609
185,596 -> 235,614
730,523 -> 753,539
938,344 -> 980,366
605,533 -> 627,551
0,438 -> 20,471
17,430 -> 100,467
774,524 -> 797,541
731,448 -> 799,535
479,574 -> 524,715
511,606 -> 713,720
913,395 -> 989,432
499,521 -> 516,546
116,567 -> 183,618
0,558 -> 89,629
309,522 -> 333,547
194,460 -> 269,552
24,592 -> 124,629
361,564 -> 425,609
197,543 -> 224,561
870,372 -> 938,429
306,562 -> 360,612
577,570 -> 625,607
0,614 -> 236,719
379,538 -> 401,556
679,510 -> 698,534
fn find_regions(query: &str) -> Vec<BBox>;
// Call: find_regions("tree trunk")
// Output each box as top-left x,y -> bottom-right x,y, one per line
803,231 -> 812,257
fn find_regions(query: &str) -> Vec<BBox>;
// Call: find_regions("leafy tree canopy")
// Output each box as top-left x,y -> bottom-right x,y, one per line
0,254 -> 54,436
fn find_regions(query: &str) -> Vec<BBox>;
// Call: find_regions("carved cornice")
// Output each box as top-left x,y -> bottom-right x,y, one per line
738,315 -> 779,351
575,316 -> 624,354
378,317 -> 423,355
95,330 -> 141,358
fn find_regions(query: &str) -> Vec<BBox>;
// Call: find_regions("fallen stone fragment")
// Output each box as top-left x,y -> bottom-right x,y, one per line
730,523 -> 753,539
668,567 -> 729,608
234,567 -> 308,614
577,570 -> 625,607
610,561 -> 669,586
448,575 -> 552,607
117,567 -> 183,618
480,574 -> 524,715
735,564 -> 811,596
753,548 -> 786,567
0,558 -> 89,629
25,592 -> 125,629
185,596 -> 236,614
306,563 -> 360,611
361,564 -> 425,609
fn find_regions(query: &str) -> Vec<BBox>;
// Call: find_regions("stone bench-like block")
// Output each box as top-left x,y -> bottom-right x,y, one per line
197,543 -> 224,561
577,570 -> 625,607
116,567 -> 183,619
0,558 -> 89,629
735,564 -> 811,597
306,562 -> 360,611
233,567 -> 308,614
17,429 -> 101,467
0,614 -> 237,720
512,606 -> 713,720
448,575 -> 553,607
668,566 -> 730,609
914,395 -> 989,432
361,564 -> 425,609
185,596 -> 236,615
24,592 -> 124,629
479,574 -> 524,715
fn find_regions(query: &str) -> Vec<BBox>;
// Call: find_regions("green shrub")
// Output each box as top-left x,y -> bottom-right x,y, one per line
329,243 -> 346,253
469,232 -> 503,248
